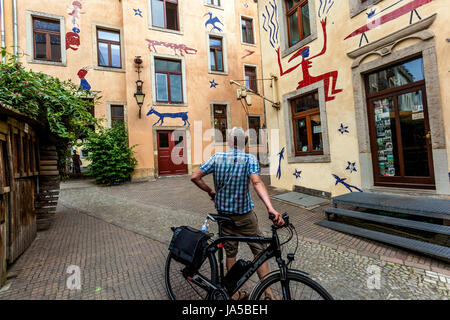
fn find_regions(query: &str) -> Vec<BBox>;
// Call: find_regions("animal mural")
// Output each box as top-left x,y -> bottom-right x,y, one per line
147,107 -> 190,127
276,147 -> 285,180
66,0 -> 84,51
146,39 -> 197,56
77,67 -> 91,91
332,174 -> 363,193
345,0 -> 434,47
263,0 -> 342,102
204,12 -> 224,32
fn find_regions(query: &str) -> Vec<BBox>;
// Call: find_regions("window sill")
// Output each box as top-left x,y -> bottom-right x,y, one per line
209,70 -> 228,76
94,66 -> 125,73
281,33 -> 317,59
241,41 -> 256,47
204,4 -> 224,11
28,59 -> 66,67
148,26 -> 183,35
287,154 -> 330,163
153,102 -> 188,107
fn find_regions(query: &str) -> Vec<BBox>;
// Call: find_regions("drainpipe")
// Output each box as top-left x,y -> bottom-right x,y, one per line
1,0 -> 5,62
12,0 -> 17,56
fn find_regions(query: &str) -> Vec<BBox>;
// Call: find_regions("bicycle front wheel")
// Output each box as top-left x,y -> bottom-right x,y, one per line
165,252 -> 218,300
249,270 -> 333,300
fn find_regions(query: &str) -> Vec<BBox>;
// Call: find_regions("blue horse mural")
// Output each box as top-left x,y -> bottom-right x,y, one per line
146,107 -> 190,127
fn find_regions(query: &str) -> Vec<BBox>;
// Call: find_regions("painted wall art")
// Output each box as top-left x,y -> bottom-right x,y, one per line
332,174 -> 363,193
293,169 -> 302,179
133,8 -> 143,17
209,79 -> 219,88
66,0 -> 84,51
338,123 -> 349,135
261,0 -> 279,49
146,39 -> 197,56
345,0 -> 434,47
147,107 -> 190,127
77,67 -> 91,91
276,147 -> 285,180
204,12 -> 224,32
241,49 -> 255,60
345,161 -> 357,173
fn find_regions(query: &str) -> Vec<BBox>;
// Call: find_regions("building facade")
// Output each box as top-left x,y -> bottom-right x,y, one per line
1,0 -> 266,178
257,0 -> 450,196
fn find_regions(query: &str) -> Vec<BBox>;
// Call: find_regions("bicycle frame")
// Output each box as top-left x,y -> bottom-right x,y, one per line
187,224 -> 293,300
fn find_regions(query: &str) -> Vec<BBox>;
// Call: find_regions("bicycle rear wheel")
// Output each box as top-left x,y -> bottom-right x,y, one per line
165,252 -> 218,300
249,270 -> 333,300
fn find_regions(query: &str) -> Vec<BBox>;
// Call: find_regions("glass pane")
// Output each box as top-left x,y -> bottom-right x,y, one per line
155,59 -> 181,72
34,19 -> 59,32
152,0 -> 165,28
301,3 -> 311,38
373,98 -> 400,177
292,91 -> 319,113
159,132 -> 169,148
98,42 -> 109,66
156,73 -> 169,101
111,106 -> 124,117
368,58 -> 425,94
50,35 -> 61,61
170,74 -> 183,102
34,33 -> 47,59
111,44 -> 121,67
310,114 -> 322,151
210,38 -> 222,48
398,90 -> 429,177
166,3 -> 178,30
288,12 -> 300,46
97,29 -> 120,42
287,0 -> 302,10
216,51 -> 223,71
295,118 -> 308,152
210,51 -> 216,70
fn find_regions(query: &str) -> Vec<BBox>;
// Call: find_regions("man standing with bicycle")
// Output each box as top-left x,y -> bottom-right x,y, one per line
190,127 -> 284,300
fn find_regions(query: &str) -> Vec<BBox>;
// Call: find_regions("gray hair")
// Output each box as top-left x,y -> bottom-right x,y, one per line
228,127 -> 248,149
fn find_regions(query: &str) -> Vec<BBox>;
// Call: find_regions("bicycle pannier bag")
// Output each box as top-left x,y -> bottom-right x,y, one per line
169,226 -> 211,269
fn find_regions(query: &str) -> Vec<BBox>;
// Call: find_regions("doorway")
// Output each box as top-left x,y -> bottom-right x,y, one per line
365,57 -> 435,189
157,130 -> 188,176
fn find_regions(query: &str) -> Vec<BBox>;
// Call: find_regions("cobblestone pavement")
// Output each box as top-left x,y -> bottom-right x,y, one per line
0,176 -> 449,300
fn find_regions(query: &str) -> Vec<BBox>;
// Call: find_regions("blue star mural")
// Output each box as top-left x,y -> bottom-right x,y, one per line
209,79 -> 219,88
338,123 -> 349,135
346,161 -> 357,173
133,9 -> 143,17
293,169 -> 302,179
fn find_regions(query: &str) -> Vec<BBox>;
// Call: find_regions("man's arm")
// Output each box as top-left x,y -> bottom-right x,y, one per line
250,174 -> 284,226
190,169 -> 216,201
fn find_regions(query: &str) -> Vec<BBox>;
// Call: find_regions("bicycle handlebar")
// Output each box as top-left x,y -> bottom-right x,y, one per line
269,213 -> 290,228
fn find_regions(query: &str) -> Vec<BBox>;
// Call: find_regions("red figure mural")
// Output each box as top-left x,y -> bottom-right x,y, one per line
66,32 -> 80,51
146,39 -> 197,56
276,18 -> 342,102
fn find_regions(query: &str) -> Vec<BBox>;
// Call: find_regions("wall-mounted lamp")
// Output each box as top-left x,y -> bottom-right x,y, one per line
134,56 -> 145,118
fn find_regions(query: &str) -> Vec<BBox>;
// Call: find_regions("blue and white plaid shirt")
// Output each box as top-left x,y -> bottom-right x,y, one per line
200,149 -> 260,215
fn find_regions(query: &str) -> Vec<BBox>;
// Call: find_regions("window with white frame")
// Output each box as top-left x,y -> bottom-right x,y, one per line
241,17 -> 255,45
151,0 -> 179,30
154,58 -> 183,103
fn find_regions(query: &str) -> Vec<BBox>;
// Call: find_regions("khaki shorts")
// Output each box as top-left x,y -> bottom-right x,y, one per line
221,211 -> 267,259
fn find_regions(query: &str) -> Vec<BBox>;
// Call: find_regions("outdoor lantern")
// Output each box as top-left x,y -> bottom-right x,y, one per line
134,80 -> 145,118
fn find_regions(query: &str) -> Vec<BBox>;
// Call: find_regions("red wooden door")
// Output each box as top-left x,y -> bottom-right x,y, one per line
157,130 -> 188,176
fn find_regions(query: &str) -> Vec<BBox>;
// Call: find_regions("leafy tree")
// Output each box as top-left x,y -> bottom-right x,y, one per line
0,49 -> 98,174
83,124 -> 137,185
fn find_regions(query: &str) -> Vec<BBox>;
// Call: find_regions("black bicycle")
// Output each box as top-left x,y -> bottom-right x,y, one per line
165,213 -> 333,300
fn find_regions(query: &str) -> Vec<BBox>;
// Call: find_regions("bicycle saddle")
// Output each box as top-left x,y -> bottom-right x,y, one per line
208,214 -> 233,223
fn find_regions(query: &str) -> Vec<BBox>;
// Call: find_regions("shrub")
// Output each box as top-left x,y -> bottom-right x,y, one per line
83,124 -> 137,185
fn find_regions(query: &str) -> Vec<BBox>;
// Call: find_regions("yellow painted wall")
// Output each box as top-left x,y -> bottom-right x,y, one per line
6,0 -> 265,179
258,0 -> 450,196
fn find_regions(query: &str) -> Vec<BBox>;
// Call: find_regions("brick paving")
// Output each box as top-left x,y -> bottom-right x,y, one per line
0,175 -> 449,300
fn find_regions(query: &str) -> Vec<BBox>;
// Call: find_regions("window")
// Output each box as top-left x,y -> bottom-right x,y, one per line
248,116 -> 261,145
244,66 -> 257,93
207,0 -> 221,6
97,28 -> 121,68
110,105 -> 125,128
241,18 -> 254,44
286,0 -> 311,47
155,58 -> 183,103
213,104 -> 227,143
209,36 -> 224,72
291,91 -> 323,155
151,0 -> 179,30
33,17 -> 61,62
